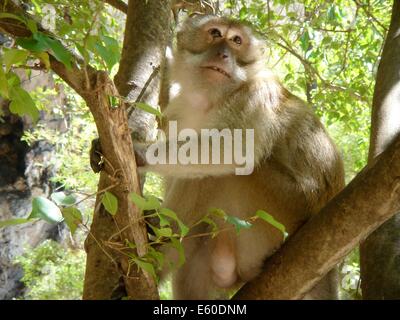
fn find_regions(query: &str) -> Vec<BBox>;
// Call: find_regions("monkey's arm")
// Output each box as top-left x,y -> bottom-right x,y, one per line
134,139 -> 247,177
88,136 -> 233,177
136,84 -> 285,178
274,109 -> 345,214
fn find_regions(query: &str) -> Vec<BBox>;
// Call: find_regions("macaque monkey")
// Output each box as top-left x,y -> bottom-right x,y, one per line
91,15 -> 345,300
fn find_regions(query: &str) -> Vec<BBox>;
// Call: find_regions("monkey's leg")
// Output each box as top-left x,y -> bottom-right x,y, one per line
235,222 -> 284,283
302,268 -> 339,300
210,230 -> 237,289
172,243 -> 214,300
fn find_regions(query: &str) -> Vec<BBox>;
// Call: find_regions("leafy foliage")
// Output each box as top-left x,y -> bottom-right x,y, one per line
15,240 -> 85,300
226,0 -> 390,182
1,0 -> 391,300
101,191 -> 118,216
21,82 -> 98,192
29,196 -> 63,223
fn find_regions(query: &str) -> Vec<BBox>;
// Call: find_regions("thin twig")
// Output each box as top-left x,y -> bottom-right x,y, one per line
12,64 -> 45,71
81,8 -> 102,90
126,65 -> 161,119
67,182 -> 119,208
104,0 -> 128,14
81,223 -> 118,266
353,0 -> 388,33
275,35 -> 368,103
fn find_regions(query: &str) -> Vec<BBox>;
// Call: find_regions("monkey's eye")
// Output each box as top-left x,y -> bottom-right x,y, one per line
232,35 -> 242,45
209,28 -> 222,38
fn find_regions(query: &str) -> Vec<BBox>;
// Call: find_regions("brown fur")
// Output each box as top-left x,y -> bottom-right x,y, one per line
140,15 -> 345,299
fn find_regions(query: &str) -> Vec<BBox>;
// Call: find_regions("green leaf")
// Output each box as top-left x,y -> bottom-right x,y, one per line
327,5 -> 337,22
159,208 -> 189,237
31,0 -> 42,13
109,95 -> 118,108
145,196 -> 161,210
300,30 -> 310,52
126,240 -> 137,249
169,237 -> 185,268
93,42 -> 118,71
146,247 -> 164,268
26,19 -> 38,33
209,207 -> 227,219
16,37 -> 48,52
129,192 -> 161,211
62,207 -> 82,235
86,35 -> 119,71
199,216 -> 218,238
0,218 -> 35,228
102,191 -> 118,216
131,257 -> 157,280
0,65 -> 9,98
147,224 -> 172,239
135,103 -> 163,119
158,212 -> 170,227
51,192 -> 76,206
225,215 -> 252,234
130,192 -> 147,210
101,35 -> 120,57
33,33 -> 73,69
239,7 -> 248,19
7,72 -> 20,87
29,197 -> 63,224
75,43 -> 90,62
156,227 -> 173,237
32,51 -> 50,69
9,86 -> 40,122
256,210 -> 288,239
3,49 -> 29,72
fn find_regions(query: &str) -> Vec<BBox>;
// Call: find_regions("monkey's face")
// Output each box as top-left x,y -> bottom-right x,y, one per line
174,16 -> 264,94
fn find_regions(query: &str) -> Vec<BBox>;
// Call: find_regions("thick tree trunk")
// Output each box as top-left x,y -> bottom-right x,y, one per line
83,0 -> 171,299
0,0 -> 171,300
234,133 -> 400,299
114,0 -> 171,143
82,75 -> 159,299
360,0 -> 400,300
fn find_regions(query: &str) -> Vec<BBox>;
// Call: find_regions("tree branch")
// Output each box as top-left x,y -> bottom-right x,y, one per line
274,34 -> 368,103
234,133 -> 400,299
353,0 -> 388,34
85,0 -> 172,299
0,0 -> 98,96
360,0 -> 400,300
1,0 -> 158,299
104,0 -> 128,14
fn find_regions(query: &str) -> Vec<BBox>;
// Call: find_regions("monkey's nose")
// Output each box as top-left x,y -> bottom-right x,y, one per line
218,51 -> 229,59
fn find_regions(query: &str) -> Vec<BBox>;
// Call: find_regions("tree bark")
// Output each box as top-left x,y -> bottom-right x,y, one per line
0,0 -> 170,300
234,133 -> 400,299
84,0 -> 172,300
104,0 -> 128,14
360,0 -> 400,300
82,73 -> 160,300
114,0 -> 171,143
5,0 -> 400,301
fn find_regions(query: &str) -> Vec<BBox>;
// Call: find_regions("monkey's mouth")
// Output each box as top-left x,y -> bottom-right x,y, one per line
201,66 -> 231,78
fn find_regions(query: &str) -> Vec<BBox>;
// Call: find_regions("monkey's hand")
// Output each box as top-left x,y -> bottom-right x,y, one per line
89,138 -> 148,173
133,142 -> 147,167
89,138 -> 104,173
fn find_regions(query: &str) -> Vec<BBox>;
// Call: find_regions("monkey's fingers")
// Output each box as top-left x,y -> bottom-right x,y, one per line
89,138 -> 104,173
